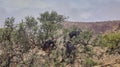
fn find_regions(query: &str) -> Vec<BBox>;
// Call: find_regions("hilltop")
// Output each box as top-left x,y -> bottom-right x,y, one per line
62,20 -> 120,34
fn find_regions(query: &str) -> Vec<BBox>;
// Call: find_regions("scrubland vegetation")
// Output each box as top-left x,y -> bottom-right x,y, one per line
0,11 -> 120,67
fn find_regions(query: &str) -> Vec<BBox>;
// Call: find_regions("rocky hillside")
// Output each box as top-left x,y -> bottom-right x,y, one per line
62,21 -> 120,34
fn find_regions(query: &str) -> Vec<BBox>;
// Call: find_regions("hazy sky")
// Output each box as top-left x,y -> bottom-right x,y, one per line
0,0 -> 120,26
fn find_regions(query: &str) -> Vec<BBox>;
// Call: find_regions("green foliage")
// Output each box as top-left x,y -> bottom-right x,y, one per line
4,17 -> 14,29
101,32 -> 120,54
79,30 -> 93,44
84,58 -> 98,67
0,18 -> 16,66
92,35 -> 103,46
25,16 -> 38,29
24,16 -> 38,36
102,32 -> 120,48
2,17 -> 15,41
0,28 -> 4,42
1,17 -> 15,52
14,22 -> 30,52
38,11 -> 65,23
37,11 -> 65,40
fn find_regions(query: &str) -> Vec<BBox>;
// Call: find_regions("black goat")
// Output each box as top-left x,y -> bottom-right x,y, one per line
42,40 -> 56,51
65,41 -> 76,57
69,31 -> 80,38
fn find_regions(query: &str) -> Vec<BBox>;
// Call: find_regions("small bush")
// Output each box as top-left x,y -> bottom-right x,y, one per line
84,58 -> 98,67
101,32 -> 120,54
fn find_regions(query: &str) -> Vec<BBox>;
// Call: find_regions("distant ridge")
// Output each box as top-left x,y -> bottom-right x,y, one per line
62,21 -> 120,34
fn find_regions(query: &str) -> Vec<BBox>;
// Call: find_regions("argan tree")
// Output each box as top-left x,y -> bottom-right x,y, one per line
2,17 -> 14,42
24,16 -> 38,48
37,11 -> 66,46
0,17 -> 15,67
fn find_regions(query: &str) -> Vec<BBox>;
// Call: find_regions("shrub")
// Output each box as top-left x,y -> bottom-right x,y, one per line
84,58 -> 98,67
102,31 -> 120,54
